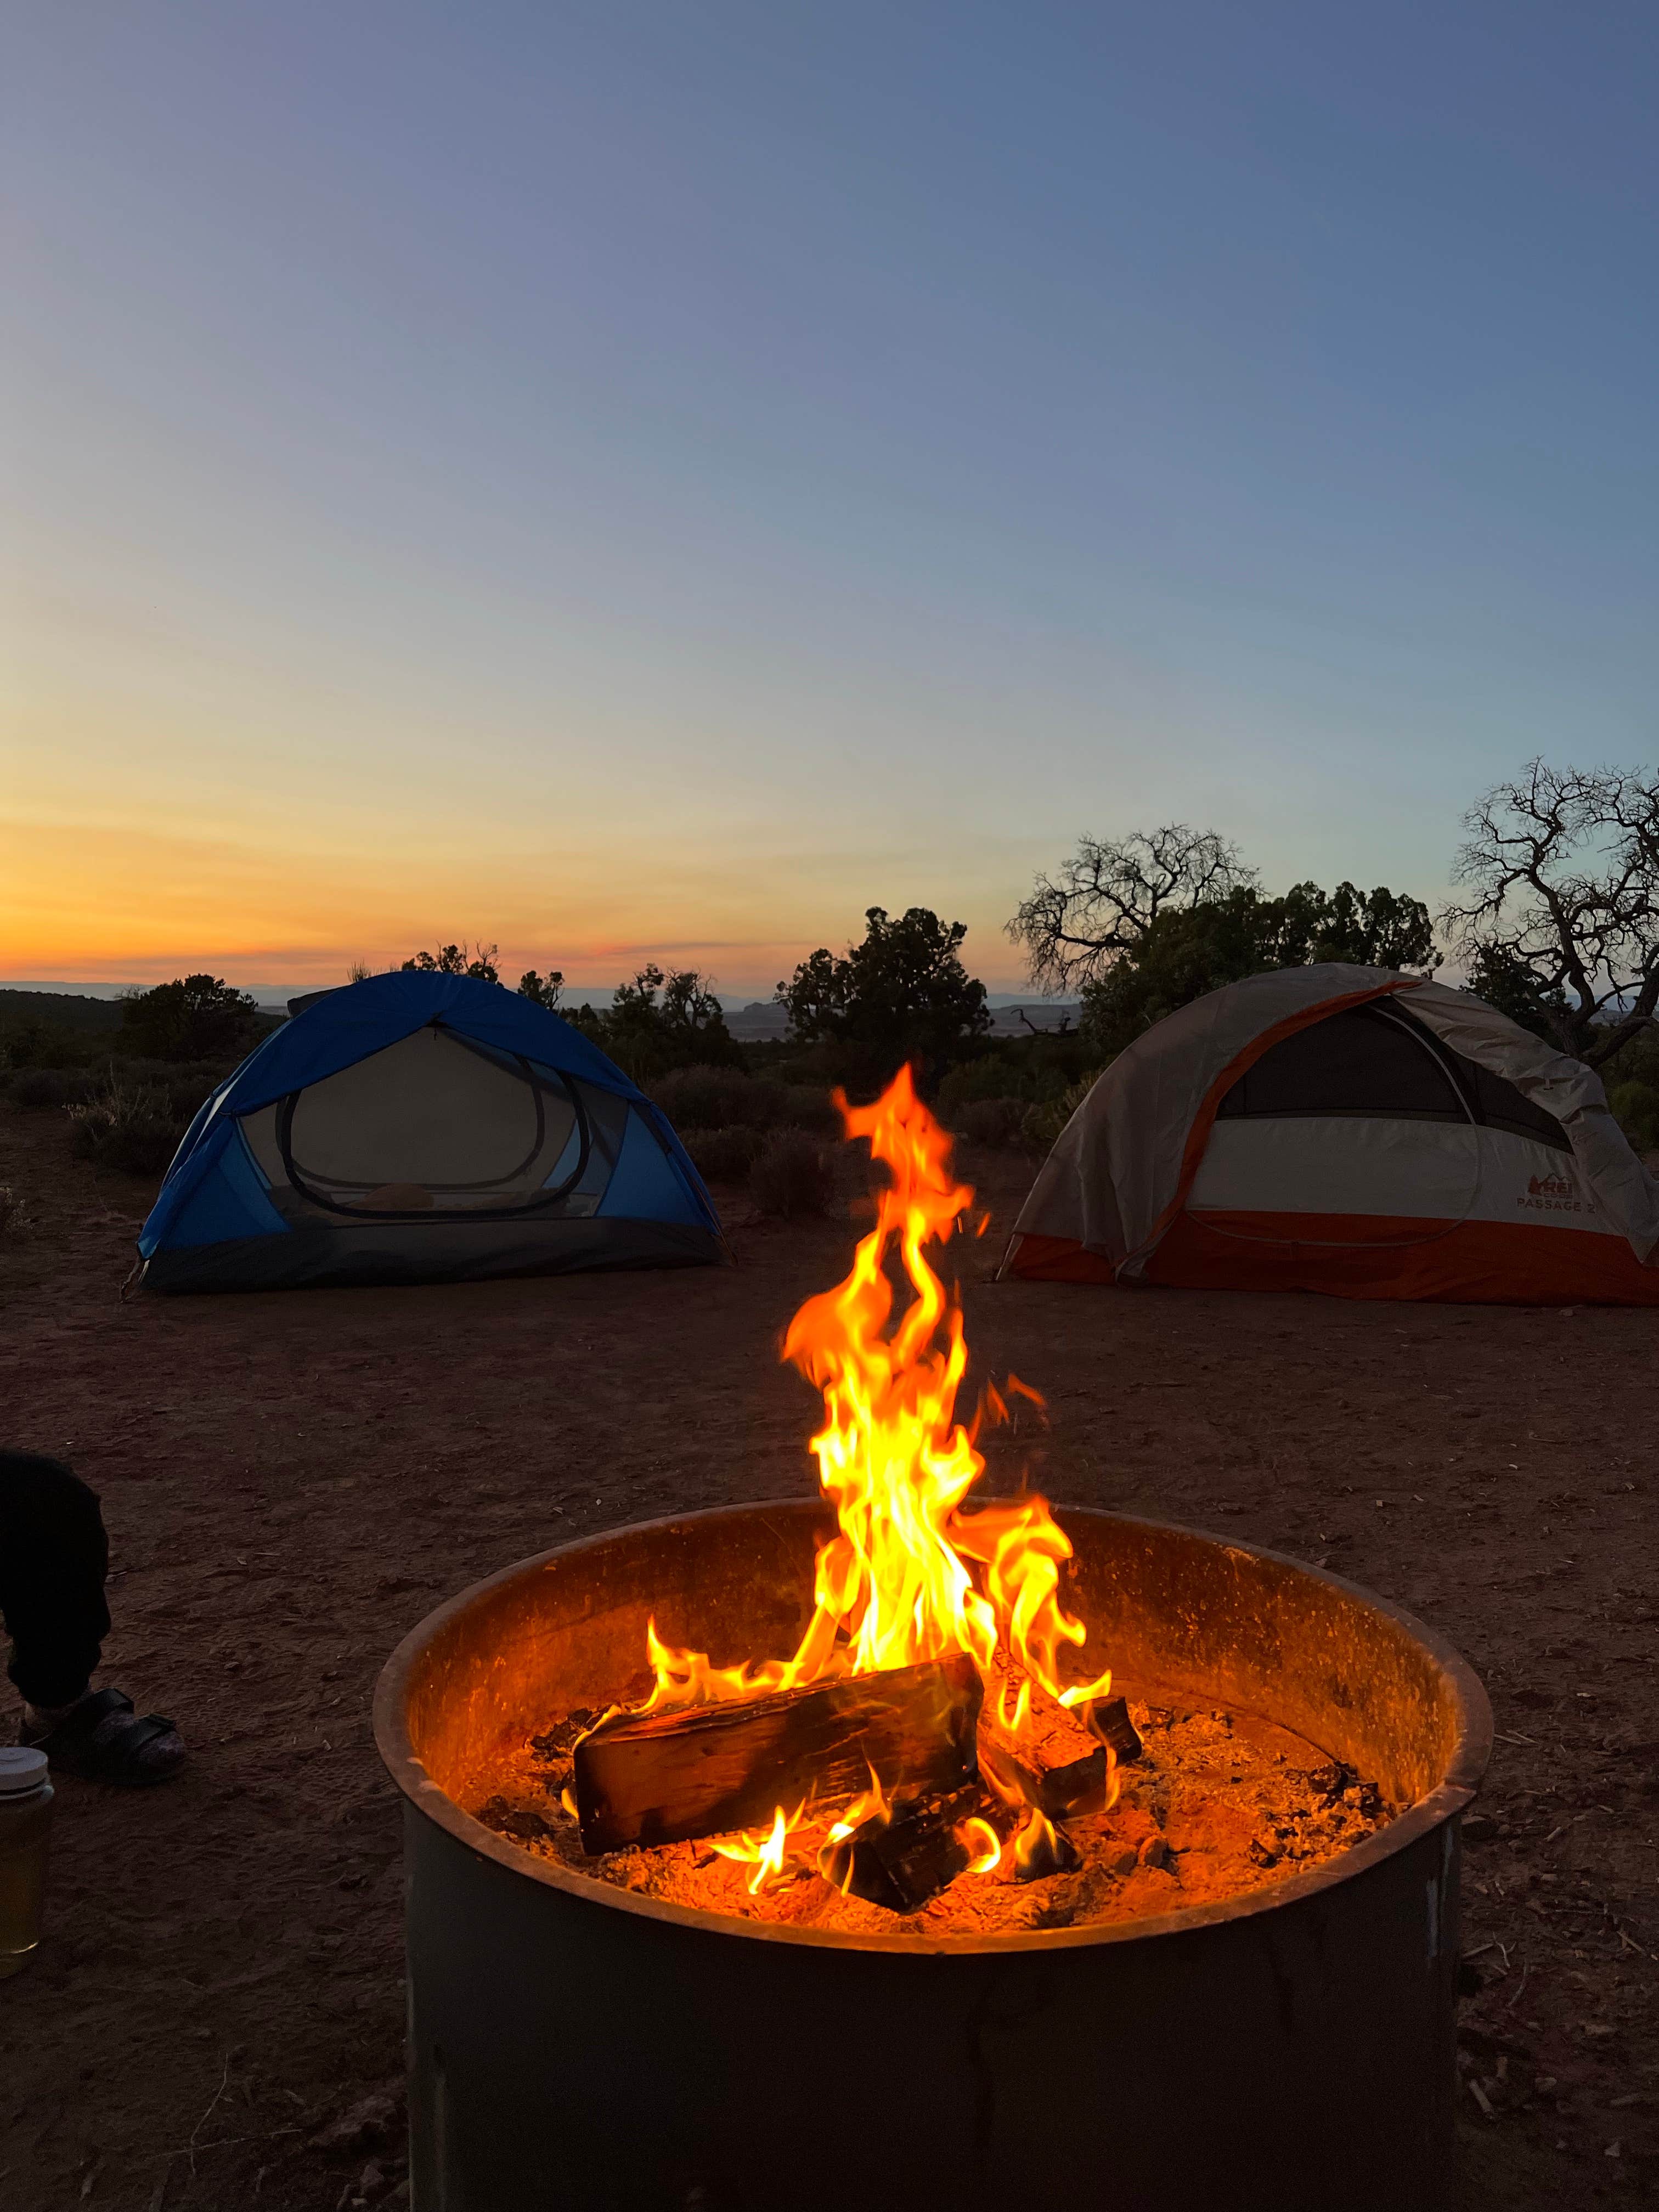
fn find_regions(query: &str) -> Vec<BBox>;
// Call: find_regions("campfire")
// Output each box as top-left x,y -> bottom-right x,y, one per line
509,1069 -> 1391,1927
376,1163 -> 1493,2207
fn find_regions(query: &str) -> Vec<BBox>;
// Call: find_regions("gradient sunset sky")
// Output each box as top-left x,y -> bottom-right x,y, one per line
7,3 -> 1657,998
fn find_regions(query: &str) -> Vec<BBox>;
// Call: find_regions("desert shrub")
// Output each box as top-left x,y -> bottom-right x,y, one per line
1019,1071 -> 1104,1152
934,1041 -> 1088,1122
680,1126 -> 766,1182
117,1059 -> 224,1122
9,1066 -> 100,1111
0,1186 -> 29,1242
779,1084 -> 841,1135
938,1059 -> 1015,1116
749,1130 -> 836,1218
650,1066 -> 785,1132
1610,1078 -> 1659,1156
952,1097 -> 1031,1149
0,990 -> 122,1040
66,1075 -> 189,1177
650,1065 -> 838,1138
1,1004 -> 124,1080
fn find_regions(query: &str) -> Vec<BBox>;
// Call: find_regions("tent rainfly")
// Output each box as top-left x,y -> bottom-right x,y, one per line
1003,964 -> 1659,1306
136,972 -> 724,1293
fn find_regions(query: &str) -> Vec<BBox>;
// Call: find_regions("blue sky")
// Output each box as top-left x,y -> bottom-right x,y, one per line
7,2 -> 1657,995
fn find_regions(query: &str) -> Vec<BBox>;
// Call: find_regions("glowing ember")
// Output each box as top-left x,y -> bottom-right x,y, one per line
629,1067 -> 1116,1839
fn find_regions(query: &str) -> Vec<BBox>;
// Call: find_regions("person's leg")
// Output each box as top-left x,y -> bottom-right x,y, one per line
1,1449 -> 183,1783
0,1450 -> 110,1708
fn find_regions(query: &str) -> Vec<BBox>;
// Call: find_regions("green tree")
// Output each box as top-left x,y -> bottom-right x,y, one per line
119,975 -> 262,1063
575,964 -> 741,1077
1294,881 -> 1440,969
516,969 -> 565,1010
400,944 -> 569,1012
778,907 -> 990,1075
400,941 -> 501,983
1079,882 -> 1437,1060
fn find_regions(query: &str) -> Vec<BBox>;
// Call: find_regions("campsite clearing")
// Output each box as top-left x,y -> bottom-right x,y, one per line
1,1099 -> 1656,2210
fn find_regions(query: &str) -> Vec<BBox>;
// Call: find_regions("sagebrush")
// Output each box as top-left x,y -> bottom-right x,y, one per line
749,1131 -> 836,1218
66,1075 -> 190,1177
679,1126 -> 766,1182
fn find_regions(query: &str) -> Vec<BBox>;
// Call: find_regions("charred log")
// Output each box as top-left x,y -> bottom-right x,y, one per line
818,1785 -> 983,1912
573,1654 -> 983,1854
1090,1695 -> 1143,1766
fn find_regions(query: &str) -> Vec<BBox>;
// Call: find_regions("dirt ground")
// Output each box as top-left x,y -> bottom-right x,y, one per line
1,1100 -> 1656,2210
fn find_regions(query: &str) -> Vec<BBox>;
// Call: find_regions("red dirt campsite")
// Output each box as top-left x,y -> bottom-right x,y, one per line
1,1105 -> 1656,2210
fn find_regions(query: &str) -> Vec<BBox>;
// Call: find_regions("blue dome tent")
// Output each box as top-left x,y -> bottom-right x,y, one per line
136,973 -> 725,1293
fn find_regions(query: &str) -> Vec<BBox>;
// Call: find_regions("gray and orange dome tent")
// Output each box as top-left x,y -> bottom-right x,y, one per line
1003,963 -> 1659,1305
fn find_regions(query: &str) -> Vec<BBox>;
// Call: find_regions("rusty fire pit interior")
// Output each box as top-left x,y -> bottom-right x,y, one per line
376,1498 -> 1491,2212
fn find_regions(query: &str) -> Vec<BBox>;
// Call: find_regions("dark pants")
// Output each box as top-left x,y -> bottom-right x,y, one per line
0,1452 -> 110,1708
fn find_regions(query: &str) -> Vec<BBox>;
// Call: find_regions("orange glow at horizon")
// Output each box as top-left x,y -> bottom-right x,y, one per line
0,817 -> 842,992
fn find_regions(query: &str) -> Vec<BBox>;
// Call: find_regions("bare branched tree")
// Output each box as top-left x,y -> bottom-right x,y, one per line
1006,826 -> 1256,992
1441,759 -> 1659,1068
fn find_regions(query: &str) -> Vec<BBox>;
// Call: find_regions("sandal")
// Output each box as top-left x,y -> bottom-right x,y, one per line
22,1686 -> 185,1787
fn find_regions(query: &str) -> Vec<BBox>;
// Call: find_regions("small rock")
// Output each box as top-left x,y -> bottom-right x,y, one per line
1104,1846 -> 1139,1877
311,2086 -> 404,2158
1248,1837 -> 1279,1869
1462,1813 -> 1500,1844
354,2160 -> 390,2205
1139,1834 -> 1173,1871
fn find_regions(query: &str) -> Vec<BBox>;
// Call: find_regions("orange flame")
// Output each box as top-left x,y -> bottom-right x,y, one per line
1012,1805 -> 1070,1878
815,1764 -> 892,1892
712,1803 -> 804,1894
641,1065 -> 1111,1767
958,1815 -> 1002,1875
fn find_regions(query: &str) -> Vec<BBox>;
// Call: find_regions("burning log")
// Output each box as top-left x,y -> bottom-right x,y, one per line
818,1785 -> 984,1913
979,1733 -> 1107,1820
978,1679 -> 1121,1821
573,1654 -> 983,1854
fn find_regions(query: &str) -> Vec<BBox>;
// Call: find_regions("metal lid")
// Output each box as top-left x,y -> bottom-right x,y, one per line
0,1746 -> 50,1796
